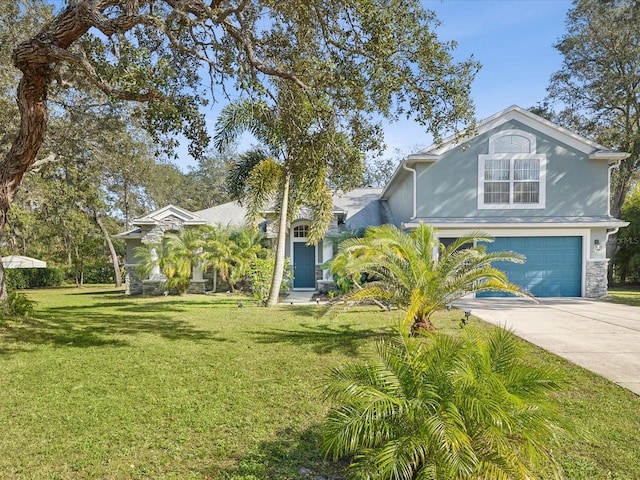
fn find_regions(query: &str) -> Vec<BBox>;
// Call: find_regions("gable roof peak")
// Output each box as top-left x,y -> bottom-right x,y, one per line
420,104 -> 617,157
132,204 -> 207,225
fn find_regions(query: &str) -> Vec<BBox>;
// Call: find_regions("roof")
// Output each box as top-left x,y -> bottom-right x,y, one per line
2,255 -> 47,269
195,202 -> 249,227
112,227 -> 142,240
132,204 -> 208,226
332,188 -> 384,230
420,105 -> 629,159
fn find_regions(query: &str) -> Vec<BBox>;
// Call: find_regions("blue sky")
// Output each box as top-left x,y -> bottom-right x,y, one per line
380,0 -> 573,156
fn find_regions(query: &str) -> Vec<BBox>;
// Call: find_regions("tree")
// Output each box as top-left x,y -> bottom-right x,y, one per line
201,224 -> 266,292
322,327 -> 563,479
215,84 -> 365,306
1,0 -> 478,300
361,150 -> 404,188
329,223 -> 526,332
615,184 -> 640,283
547,0 -> 640,274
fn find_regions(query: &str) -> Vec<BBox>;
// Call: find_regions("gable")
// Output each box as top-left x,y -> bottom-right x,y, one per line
381,106 -> 629,225
133,204 -> 207,226
420,105 -> 627,161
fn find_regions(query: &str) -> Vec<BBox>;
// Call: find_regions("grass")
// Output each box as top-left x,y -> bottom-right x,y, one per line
607,285 -> 640,306
0,286 -> 638,479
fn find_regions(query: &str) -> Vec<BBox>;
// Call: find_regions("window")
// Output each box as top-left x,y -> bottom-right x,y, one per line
293,224 -> 309,238
478,130 -> 546,209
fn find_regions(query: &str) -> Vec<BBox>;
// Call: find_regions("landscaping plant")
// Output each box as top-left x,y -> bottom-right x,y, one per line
322,326 -> 563,479
329,223 -> 527,331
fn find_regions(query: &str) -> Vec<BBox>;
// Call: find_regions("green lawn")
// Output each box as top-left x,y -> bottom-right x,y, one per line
1,286 -> 639,479
607,286 -> 640,306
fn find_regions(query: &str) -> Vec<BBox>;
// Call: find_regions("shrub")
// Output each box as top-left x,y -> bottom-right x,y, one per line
322,327 -> 563,479
5,267 -> 64,289
65,264 -> 117,284
248,257 -> 292,305
2,292 -> 36,317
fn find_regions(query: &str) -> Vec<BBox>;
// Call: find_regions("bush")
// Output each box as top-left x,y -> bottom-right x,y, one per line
322,327 -> 563,479
2,292 -> 36,317
248,257 -> 292,305
5,267 -> 64,290
73,264 -> 118,284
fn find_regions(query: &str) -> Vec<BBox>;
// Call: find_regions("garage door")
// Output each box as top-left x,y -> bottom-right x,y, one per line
478,236 -> 582,297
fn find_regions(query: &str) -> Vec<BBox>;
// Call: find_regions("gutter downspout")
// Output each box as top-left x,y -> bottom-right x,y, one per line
402,161 -> 417,220
608,160 -> 622,217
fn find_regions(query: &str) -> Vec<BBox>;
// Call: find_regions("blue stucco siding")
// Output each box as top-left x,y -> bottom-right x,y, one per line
414,120 -> 609,219
386,169 -> 415,226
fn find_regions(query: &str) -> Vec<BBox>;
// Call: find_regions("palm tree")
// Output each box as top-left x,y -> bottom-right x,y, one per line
134,227 -> 205,295
322,327 -> 563,479
329,223 -> 526,331
200,225 -> 267,293
214,83 -> 363,306
200,224 -> 235,292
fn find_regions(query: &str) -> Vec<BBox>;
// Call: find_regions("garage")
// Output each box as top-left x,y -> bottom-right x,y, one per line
478,236 -> 583,297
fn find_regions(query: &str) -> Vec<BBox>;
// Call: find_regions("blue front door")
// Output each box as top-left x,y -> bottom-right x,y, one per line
293,242 -> 316,289
478,236 -> 582,297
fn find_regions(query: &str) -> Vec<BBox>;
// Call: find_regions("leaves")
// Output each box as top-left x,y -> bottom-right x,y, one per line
322,327 -> 563,479
329,223 -> 527,329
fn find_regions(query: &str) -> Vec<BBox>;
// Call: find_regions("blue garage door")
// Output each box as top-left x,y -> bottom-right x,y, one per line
479,236 -> 582,297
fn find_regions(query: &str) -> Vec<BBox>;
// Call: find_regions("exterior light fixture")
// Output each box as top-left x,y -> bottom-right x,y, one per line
594,239 -> 603,251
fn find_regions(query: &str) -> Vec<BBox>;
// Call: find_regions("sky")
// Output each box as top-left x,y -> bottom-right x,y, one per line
379,0 -> 573,156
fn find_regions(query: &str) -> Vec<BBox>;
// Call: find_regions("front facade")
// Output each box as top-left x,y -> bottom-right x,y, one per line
381,106 -> 628,297
117,106 -> 628,298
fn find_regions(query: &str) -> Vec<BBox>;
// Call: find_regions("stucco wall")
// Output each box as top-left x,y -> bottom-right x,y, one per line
385,169 -> 415,226
401,120 -> 610,219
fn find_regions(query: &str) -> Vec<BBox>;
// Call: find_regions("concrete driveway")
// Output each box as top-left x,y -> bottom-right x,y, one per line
453,298 -> 640,396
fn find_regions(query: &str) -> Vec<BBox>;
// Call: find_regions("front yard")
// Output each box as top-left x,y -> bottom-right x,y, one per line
1,286 -> 639,479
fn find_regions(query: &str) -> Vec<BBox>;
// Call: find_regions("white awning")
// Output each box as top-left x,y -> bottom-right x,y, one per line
2,255 -> 47,269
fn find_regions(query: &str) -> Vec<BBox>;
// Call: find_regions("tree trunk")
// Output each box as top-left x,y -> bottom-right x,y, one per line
0,3 -> 90,301
266,169 -> 291,307
93,210 -> 123,287
0,262 -> 8,302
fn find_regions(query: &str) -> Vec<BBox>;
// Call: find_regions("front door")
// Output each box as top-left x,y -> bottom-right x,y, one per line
293,242 -> 316,289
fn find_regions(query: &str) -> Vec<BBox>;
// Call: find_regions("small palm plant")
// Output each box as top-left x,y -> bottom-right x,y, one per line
135,228 -> 205,295
322,327 -> 563,479
329,223 -> 526,331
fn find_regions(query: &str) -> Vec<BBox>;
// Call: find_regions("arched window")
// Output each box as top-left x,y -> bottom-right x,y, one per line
479,130 -> 546,209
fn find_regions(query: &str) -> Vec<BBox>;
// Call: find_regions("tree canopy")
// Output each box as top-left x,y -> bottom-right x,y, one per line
1,0 -> 479,299
547,0 -> 640,218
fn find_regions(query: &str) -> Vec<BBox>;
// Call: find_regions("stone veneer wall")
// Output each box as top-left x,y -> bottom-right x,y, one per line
585,259 -> 608,298
125,265 -> 143,295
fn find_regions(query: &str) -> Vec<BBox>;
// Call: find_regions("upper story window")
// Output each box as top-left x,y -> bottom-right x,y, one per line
478,130 -> 546,209
293,224 -> 309,239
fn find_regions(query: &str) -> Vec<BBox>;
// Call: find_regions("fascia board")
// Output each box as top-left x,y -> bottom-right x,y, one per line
589,151 -> 630,163
402,220 -> 629,230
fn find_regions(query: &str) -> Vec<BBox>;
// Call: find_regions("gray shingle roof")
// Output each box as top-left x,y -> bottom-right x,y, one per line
331,188 -> 383,230
195,201 -> 248,227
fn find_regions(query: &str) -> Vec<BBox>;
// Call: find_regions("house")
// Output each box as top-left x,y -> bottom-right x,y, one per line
380,105 -> 628,297
116,106 -> 628,298
114,189 -> 387,295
